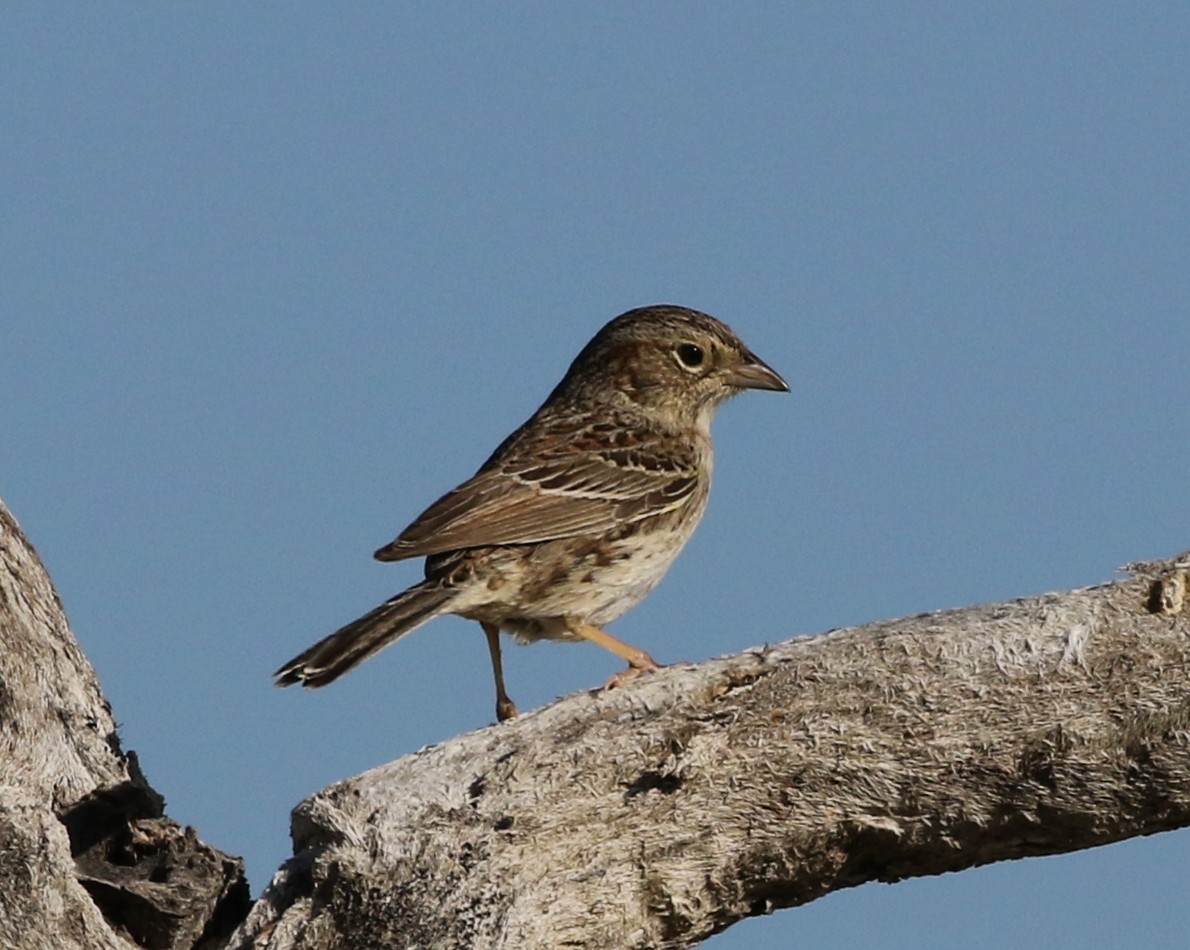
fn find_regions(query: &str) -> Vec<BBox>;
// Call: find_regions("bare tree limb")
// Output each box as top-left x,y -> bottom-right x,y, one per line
229,550 -> 1190,949
0,500 -> 250,950
4,490 -> 1188,949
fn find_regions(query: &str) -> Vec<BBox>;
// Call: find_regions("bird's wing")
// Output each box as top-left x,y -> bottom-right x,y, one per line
374,441 -> 700,561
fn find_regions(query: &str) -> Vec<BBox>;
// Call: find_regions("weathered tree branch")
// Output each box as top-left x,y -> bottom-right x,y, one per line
0,500 -> 250,950
229,551 -> 1190,949
3,491 -> 1188,949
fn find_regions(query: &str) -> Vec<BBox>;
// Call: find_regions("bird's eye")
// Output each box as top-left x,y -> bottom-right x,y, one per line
675,343 -> 705,370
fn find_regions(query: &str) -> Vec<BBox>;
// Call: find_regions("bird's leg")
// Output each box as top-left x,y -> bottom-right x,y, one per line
569,621 -> 661,689
481,622 -> 519,722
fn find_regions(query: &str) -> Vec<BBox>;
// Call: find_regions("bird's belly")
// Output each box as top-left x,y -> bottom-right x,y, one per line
552,537 -> 682,626
456,513 -> 701,644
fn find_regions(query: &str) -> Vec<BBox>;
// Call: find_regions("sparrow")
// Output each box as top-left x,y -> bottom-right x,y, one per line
275,305 -> 787,721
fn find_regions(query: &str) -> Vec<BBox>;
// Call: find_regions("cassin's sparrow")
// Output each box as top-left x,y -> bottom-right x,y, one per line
275,305 -> 787,721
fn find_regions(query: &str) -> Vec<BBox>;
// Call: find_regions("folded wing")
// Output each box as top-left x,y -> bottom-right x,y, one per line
375,441 -> 698,561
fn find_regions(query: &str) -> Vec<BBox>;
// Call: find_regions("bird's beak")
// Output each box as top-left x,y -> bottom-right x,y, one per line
723,351 -> 789,392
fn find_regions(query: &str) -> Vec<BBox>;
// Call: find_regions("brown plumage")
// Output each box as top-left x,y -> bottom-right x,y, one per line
274,305 -> 787,721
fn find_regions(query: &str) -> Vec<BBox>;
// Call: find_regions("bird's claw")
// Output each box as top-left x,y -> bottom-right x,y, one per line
602,660 -> 662,691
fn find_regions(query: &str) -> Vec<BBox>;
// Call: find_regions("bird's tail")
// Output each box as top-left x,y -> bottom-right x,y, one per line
274,581 -> 456,688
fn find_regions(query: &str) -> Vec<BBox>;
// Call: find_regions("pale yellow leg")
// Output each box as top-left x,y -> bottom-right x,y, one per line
570,621 -> 661,688
481,622 -> 519,722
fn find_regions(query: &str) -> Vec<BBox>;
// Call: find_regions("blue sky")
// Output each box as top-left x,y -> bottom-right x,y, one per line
3,4 -> 1188,947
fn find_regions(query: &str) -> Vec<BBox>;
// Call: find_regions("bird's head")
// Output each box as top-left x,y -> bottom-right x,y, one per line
556,305 -> 788,430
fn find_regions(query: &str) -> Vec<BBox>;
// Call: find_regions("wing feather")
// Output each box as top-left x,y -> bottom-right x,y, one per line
375,440 -> 699,561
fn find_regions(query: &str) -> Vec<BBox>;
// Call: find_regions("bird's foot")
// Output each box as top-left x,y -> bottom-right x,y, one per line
602,655 -> 662,691
496,696 -> 519,722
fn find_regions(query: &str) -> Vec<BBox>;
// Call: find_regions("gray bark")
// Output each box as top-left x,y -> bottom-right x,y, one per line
3,490 -> 1188,949
229,553 -> 1190,949
0,500 -> 250,950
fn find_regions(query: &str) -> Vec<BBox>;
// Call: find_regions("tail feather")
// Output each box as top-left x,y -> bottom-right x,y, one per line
274,582 -> 455,688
